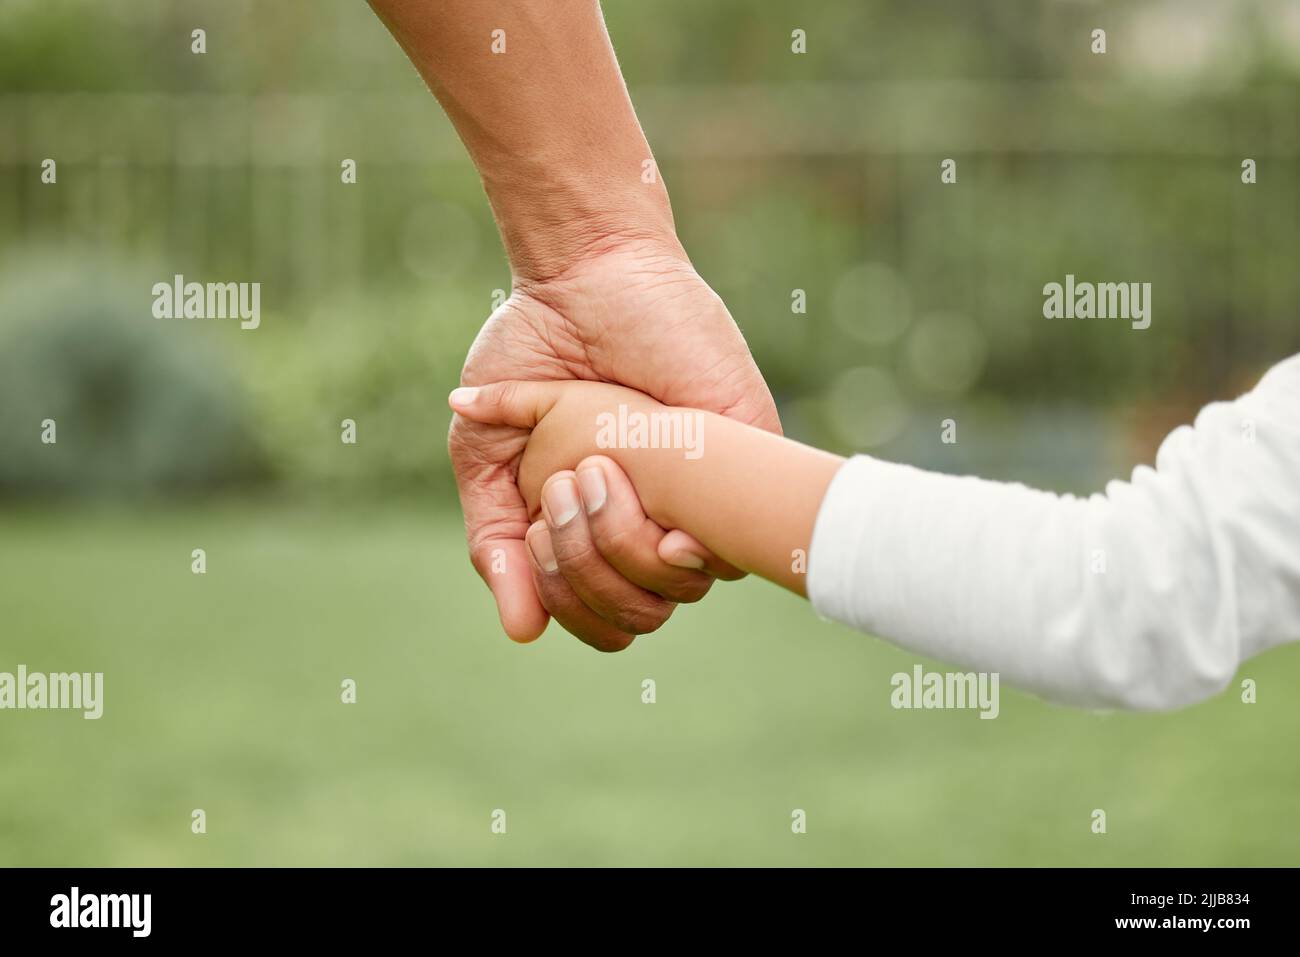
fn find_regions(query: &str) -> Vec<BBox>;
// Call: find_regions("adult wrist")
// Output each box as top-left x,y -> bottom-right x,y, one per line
482,160 -> 683,282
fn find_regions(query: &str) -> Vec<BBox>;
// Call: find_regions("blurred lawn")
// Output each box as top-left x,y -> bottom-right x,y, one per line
1,501 -> 1297,866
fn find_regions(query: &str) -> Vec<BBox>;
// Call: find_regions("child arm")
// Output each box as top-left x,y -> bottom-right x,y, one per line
453,354 -> 1300,712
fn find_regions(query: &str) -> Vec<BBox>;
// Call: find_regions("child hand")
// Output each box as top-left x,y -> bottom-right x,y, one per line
449,381 -> 740,643
450,379 -> 653,518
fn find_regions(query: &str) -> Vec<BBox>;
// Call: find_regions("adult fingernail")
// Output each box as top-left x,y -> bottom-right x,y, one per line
543,477 -> 581,528
577,467 -> 607,514
448,387 -> 479,410
666,549 -> 706,570
527,523 -> 558,572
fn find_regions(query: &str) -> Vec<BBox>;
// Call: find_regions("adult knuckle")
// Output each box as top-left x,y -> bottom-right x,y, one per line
552,532 -> 599,570
586,631 -> 635,653
658,575 -> 712,604
613,598 -> 673,636
590,520 -> 639,563
536,581 -> 577,622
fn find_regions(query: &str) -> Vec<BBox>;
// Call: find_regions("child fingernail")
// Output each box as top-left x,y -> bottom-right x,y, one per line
666,550 -> 706,570
527,523 -> 558,572
543,477 -> 581,528
448,387 -> 479,409
577,467 -> 607,514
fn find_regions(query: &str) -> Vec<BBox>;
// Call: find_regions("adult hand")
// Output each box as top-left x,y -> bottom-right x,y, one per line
453,236 -> 779,651
367,0 -> 779,648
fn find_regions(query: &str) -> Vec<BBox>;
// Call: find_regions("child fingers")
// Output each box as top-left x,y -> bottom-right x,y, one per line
525,521 -> 636,652
539,472 -> 678,636
658,529 -> 747,581
448,380 -> 558,429
573,456 -> 715,603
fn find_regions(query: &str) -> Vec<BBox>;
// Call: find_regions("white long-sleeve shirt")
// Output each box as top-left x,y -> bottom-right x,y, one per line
807,353 -> 1300,711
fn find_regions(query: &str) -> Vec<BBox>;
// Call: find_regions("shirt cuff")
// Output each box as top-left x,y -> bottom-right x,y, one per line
806,454 -> 910,633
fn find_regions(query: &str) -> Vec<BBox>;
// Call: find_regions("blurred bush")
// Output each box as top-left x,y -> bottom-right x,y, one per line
0,253 -> 264,497
233,286 -> 480,494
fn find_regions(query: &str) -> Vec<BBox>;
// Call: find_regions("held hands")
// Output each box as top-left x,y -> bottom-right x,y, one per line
448,240 -> 778,651
450,377 -> 743,652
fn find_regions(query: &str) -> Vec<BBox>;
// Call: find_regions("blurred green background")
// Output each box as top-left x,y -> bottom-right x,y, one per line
1,0 -> 1299,865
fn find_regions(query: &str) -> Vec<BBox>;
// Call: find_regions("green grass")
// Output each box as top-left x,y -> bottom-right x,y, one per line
1,501 -> 1297,866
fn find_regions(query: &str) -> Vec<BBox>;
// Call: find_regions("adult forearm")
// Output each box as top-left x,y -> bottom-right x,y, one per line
368,0 -> 680,278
